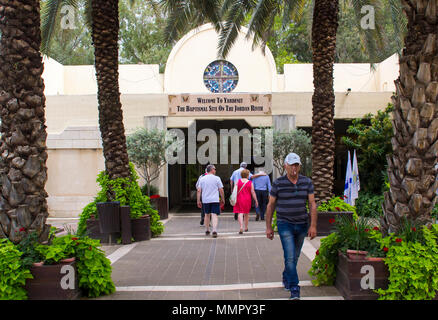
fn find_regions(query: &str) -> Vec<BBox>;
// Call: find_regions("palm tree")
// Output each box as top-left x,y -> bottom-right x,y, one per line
41,0 -> 131,181
162,0 -> 392,203
381,0 -> 438,234
0,0 -> 51,243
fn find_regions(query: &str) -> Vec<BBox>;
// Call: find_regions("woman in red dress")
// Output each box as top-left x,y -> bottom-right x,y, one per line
233,169 -> 259,234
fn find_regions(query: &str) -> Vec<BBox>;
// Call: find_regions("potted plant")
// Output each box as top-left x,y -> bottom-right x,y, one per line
126,129 -> 177,220
77,163 -> 164,242
309,213 -> 388,300
315,195 -> 356,236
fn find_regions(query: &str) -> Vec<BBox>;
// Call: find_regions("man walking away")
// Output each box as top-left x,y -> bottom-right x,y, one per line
265,153 -> 317,300
197,165 -> 225,238
252,167 -> 271,221
196,167 -> 208,226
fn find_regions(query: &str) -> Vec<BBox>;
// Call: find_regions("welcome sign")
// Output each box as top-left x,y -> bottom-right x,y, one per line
168,93 -> 272,116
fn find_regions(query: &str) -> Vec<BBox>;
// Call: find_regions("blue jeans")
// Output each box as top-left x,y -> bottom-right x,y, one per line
255,190 -> 269,219
277,220 -> 308,288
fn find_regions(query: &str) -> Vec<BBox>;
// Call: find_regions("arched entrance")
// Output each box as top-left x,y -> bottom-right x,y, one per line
168,119 -> 263,212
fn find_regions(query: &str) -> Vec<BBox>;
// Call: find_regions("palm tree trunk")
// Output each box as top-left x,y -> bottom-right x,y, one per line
0,0 -> 51,243
382,0 -> 438,234
311,0 -> 339,204
91,0 -> 131,182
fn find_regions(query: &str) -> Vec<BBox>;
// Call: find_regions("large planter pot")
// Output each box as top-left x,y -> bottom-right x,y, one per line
150,196 -> 168,220
86,218 -> 119,244
25,260 -> 80,300
316,211 -> 353,236
131,215 -> 151,241
335,251 -> 389,300
96,201 -> 121,234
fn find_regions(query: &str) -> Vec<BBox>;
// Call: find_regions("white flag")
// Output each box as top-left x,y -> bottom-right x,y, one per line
344,151 -> 353,206
351,149 -> 360,206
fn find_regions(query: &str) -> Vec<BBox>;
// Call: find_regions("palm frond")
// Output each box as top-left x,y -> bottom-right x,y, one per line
218,0 -> 250,58
350,0 -> 386,63
282,0 -> 307,28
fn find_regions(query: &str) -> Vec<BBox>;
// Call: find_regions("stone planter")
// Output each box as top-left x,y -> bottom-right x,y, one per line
150,196 -> 168,220
25,260 -> 80,300
131,215 -> 151,241
86,218 -> 119,244
316,211 -> 353,236
335,251 -> 389,300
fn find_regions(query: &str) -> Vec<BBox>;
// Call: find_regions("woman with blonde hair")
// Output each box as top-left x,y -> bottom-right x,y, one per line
233,169 -> 258,234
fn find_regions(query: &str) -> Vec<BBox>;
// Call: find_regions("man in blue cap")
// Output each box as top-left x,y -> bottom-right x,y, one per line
265,152 -> 318,300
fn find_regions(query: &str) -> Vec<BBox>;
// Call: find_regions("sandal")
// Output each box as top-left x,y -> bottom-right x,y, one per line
245,229 -> 248,232
239,230 -> 243,234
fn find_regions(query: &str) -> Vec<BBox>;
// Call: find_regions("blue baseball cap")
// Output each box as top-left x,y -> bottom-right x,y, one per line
285,153 -> 301,165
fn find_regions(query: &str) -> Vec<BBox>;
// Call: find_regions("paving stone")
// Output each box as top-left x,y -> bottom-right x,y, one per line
94,213 -> 342,300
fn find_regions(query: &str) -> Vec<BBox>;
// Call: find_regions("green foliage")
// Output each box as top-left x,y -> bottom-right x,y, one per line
334,215 -> 383,257
308,233 -> 339,286
308,215 -> 384,286
0,239 -> 33,300
35,235 -> 77,265
355,192 -> 384,217
126,128 -> 178,196
71,236 -> 116,298
317,195 -> 357,219
16,232 -> 45,268
342,104 -> 394,194
141,184 -> 159,197
119,1 -> 172,72
372,224 -> 438,300
77,163 -> 163,237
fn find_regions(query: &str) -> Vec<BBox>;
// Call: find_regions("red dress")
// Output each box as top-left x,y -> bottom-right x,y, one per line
233,179 -> 252,214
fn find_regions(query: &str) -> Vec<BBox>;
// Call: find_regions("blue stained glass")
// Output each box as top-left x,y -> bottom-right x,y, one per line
203,60 -> 238,93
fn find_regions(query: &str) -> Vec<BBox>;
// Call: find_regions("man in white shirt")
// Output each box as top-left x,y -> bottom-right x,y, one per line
197,165 -> 225,238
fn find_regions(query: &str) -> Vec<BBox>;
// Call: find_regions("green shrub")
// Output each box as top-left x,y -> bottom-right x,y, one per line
308,233 -> 339,286
72,236 -> 116,298
355,192 -> 384,217
317,195 -> 357,219
77,163 -> 163,237
0,239 -> 33,300
372,223 -> 438,300
308,215 -> 383,286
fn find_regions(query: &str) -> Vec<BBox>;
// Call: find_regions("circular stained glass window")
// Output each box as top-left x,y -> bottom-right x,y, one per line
203,60 -> 239,93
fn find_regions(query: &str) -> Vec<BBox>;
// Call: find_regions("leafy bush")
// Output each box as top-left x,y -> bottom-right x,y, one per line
372,223 -> 438,300
77,163 -> 163,237
16,232 -> 45,268
355,192 -> 384,217
72,236 -> 116,298
308,215 -> 383,286
34,235 -> 115,298
308,233 -> 339,286
342,104 -> 393,194
317,195 -> 357,219
0,239 -> 33,300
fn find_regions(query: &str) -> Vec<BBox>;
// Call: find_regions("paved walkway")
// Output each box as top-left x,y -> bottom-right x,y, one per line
54,212 -> 342,300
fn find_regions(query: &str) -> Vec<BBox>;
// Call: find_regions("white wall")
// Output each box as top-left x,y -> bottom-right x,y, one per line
164,24 -> 278,94
42,57 -> 64,95
283,54 -> 399,93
